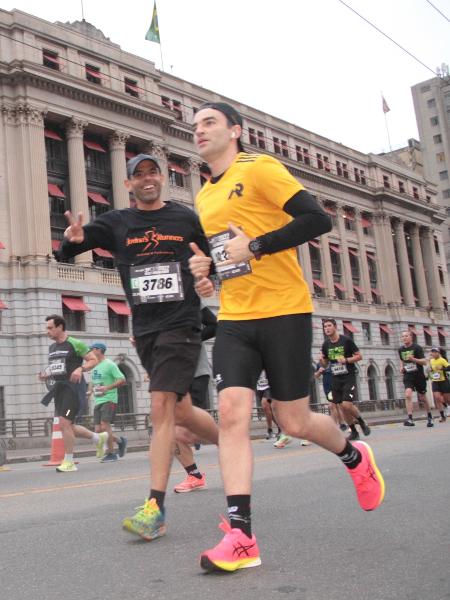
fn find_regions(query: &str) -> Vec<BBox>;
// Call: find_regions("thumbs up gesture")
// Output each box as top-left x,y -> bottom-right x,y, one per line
64,211 -> 85,244
189,242 -> 212,279
217,223 -> 253,266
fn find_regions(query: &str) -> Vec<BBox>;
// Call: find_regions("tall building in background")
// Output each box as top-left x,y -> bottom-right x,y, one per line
0,9 -> 449,421
412,68 -> 450,271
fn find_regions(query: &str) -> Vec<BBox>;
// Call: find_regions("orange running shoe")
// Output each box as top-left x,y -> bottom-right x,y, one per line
174,473 -> 207,493
347,441 -> 385,511
200,517 -> 261,572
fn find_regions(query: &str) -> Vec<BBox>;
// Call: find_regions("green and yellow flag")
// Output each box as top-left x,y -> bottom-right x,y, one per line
145,2 -> 160,43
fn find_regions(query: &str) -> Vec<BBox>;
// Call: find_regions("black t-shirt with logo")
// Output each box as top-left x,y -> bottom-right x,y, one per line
398,343 -> 425,378
321,335 -> 359,377
58,202 -> 210,337
47,336 -> 90,381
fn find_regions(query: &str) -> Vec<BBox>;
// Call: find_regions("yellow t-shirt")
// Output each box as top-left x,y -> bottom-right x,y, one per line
429,356 -> 449,382
195,152 -> 313,320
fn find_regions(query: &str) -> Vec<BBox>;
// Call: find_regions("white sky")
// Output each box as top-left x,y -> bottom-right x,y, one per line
2,0 -> 449,154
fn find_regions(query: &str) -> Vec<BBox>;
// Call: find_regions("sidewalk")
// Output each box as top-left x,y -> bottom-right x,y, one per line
2,410 -> 415,465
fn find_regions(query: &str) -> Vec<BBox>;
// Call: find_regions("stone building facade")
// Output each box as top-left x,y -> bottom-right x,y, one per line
0,9 -> 449,419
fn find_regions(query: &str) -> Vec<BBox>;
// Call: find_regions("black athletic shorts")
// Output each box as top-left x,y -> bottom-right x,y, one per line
431,379 -> 450,394
403,375 -> 427,395
189,374 -> 210,410
213,313 -> 312,401
135,326 -> 201,398
330,375 -> 358,404
93,402 -> 117,425
54,383 -> 81,423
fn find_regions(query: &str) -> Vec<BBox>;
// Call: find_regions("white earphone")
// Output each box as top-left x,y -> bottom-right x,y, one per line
231,132 -> 236,138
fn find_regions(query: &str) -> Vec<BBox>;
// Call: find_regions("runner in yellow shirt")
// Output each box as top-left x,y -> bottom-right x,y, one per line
429,347 -> 449,422
189,101 -> 385,573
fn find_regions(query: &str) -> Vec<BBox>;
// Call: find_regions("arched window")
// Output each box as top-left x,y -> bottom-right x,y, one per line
117,363 -> 135,418
367,365 -> 378,401
385,365 -> 395,400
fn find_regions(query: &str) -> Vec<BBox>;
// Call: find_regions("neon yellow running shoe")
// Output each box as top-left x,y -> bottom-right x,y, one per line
122,498 -> 166,541
56,460 -> 77,473
96,432 -> 108,459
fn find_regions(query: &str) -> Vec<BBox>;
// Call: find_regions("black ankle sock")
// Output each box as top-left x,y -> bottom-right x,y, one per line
350,424 -> 358,433
440,410 -> 445,418
227,494 -> 252,538
185,463 -> 202,478
427,412 -> 432,420
149,489 -> 165,510
267,428 -> 273,434
357,416 -> 366,427
408,414 -> 413,420
336,441 -> 362,470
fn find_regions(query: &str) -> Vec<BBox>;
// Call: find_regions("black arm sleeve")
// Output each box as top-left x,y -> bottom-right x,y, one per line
201,306 -> 218,341
256,189 -> 332,256
55,214 -> 117,262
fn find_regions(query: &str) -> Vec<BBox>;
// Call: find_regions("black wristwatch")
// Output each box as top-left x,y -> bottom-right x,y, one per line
248,238 -> 263,260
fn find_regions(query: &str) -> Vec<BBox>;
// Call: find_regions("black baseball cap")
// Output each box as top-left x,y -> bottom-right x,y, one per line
197,102 -> 245,152
126,153 -> 161,178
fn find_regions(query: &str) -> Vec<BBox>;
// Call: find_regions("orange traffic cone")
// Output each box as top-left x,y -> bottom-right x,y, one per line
42,417 -> 65,467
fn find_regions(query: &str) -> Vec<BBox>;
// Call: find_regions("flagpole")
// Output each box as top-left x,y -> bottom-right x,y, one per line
159,40 -> 164,72
384,112 -> 392,151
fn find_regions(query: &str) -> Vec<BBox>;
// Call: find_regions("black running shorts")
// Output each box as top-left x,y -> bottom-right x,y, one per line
93,402 -> 117,425
403,375 -> 427,395
213,313 -> 312,401
54,385 -> 80,423
189,374 -> 210,409
135,326 -> 201,397
330,374 -> 358,404
431,379 -> 450,394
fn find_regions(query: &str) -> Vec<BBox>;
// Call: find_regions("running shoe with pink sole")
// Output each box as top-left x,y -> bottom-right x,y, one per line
174,473 -> 207,493
347,441 -> 385,511
200,517 -> 261,572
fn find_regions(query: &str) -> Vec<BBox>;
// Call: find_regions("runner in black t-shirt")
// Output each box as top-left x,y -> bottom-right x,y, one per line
57,154 -> 219,541
398,330 -> 433,427
321,318 -> 370,441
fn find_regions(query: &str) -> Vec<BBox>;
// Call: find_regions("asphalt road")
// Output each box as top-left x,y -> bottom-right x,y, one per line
0,423 -> 449,600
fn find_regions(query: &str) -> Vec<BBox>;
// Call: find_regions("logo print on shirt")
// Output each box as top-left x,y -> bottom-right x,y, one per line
228,183 -> 244,200
126,228 -> 184,252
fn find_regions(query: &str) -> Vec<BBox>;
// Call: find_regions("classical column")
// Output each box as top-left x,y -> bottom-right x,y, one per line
436,233 -> 450,304
354,209 -> 372,303
335,206 -> 354,300
372,212 -> 401,303
421,226 -> 443,309
66,117 -> 90,264
298,243 -> 313,290
2,103 -> 51,258
144,142 -> 169,202
109,131 -> 129,209
409,223 -> 429,308
319,233 -> 335,298
187,159 -> 202,207
393,219 -> 415,307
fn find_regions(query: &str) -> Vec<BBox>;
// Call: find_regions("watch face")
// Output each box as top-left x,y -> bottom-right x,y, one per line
249,240 -> 261,253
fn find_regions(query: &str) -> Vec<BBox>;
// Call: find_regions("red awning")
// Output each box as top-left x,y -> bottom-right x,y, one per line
94,247 -> 113,258
125,82 -> 140,93
85,67 -> 109,80
344,211 -> 355,221
408,325 -> 418,335
62,296 -> 91,312
423,326 -> 433,336
380,324 -> 393,335
361,217 -> 372,228
353,285 -> 365,294
367,251 -> 375,258
168,162 -> 188,175
334,282 -> 346,292
0,241 -> 5,249
43,53 -> 62,65
51,240 -> 61,251
200,171 -> 211,181
107,300 -> 131,316
45,129 -> 63,141
371,288 -> 381,296
48,183 -> 65,198
0,300 -> 7,310
88,192 -> 110,205
343,322 -> 359,333
329,244 -> 341,253
309,240 -> 320,249
438,327 -> 449,337
84,140 -> 106,153
313,279 -> 325,289
348,248 -> 359,257
324,205 -> 336,215
126,151 -> 137,159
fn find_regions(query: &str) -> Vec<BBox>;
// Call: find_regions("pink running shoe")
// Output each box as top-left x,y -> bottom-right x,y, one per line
174,473 -> 207,493
200,516 -> 261,572
347,441 -> 385,511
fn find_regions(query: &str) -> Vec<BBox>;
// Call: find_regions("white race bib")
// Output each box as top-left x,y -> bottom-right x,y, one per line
48,360 -> 66,375
208,230 -> 252,281
431,371 -> 441,381
404,362 -> 417,373
130,262 -> 184,304
331,363 -> 348,376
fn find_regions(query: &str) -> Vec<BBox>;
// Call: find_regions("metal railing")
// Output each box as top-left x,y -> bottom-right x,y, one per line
0,399 -> 405,441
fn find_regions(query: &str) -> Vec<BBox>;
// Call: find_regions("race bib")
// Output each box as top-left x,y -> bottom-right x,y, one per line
404,362 -> 417,373
331,363 -> 348,376
431,371 -> 441,381
208,230 -> 252,281
130,262 -> 184,304
48,360 -> 66,376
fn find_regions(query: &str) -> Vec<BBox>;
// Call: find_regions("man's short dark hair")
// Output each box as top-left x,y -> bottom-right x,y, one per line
323,318 -> 337,327
197,102 -> 245,152
46,314 -> 66,331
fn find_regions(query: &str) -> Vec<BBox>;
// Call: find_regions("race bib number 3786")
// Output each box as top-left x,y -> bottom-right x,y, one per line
130,263 -> 184,304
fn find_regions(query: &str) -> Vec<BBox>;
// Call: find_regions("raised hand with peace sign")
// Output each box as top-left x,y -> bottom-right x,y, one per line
63,211 -> 85,244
